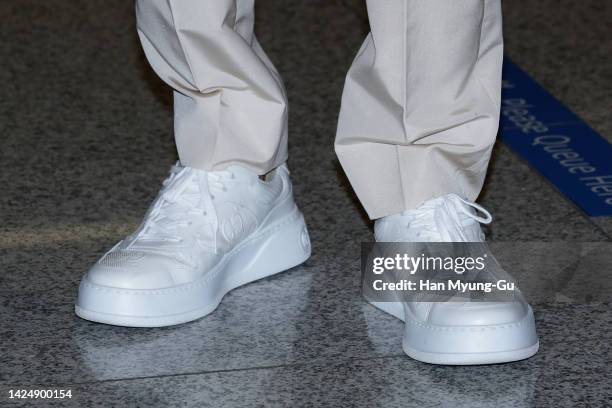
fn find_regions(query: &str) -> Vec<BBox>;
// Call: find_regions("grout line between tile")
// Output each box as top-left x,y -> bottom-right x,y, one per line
1,354 -> 408,389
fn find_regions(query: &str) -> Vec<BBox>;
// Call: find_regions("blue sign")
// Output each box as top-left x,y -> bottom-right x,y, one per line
500,59 -> 612,216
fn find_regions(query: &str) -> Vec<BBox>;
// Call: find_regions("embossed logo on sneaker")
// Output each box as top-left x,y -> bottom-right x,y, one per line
220,202 -> 259,245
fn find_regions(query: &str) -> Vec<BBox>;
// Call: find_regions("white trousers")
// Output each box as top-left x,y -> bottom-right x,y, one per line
135,0 -> 503,219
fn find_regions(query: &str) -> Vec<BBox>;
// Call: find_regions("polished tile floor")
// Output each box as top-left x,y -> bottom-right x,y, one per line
1,0 -> 611,407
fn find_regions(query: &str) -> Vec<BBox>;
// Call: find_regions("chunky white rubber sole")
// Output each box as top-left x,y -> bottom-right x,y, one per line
76,207 -> 311,327
370,301 -> 539,365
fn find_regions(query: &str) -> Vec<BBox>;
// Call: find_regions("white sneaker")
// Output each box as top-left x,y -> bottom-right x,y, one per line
373,194 -> 539,365
75,163 -> 311,327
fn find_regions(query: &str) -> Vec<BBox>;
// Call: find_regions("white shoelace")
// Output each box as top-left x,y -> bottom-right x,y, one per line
126,165 -> 234,252
404,195 -> 492,241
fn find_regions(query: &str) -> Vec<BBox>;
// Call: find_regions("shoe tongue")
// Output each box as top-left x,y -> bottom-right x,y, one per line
403,195 -> 472,241
178,182 -> 201,207
162,167 -> 205,208
224,165 -> 259,181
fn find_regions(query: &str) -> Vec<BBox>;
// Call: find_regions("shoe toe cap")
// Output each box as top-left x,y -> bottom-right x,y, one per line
85,251 -> 183,290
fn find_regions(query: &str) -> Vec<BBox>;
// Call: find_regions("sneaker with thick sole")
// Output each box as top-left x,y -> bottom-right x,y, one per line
75,163 -> 311,327
372,194 -> 539,365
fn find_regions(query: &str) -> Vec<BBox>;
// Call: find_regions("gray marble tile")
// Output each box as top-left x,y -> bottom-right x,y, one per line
479,143 -> 609,241
2,303 -> 610,407
590,217 -> 612,241
0,252 -> 397,385
1,0 -> 611,406
2,243 -> 611,389
488,242 -> 612,304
